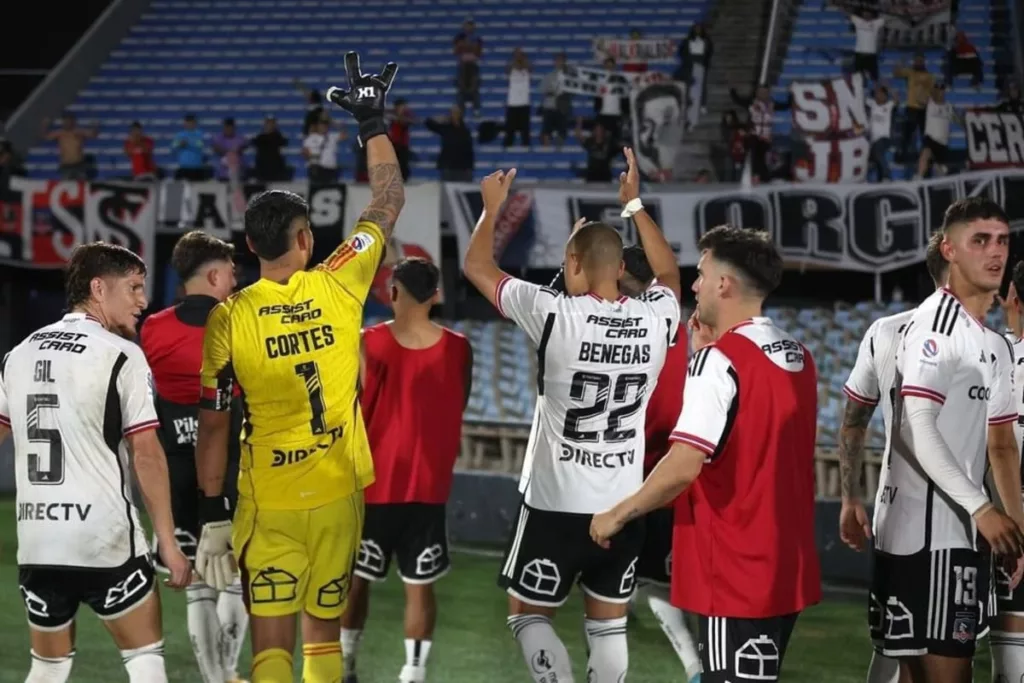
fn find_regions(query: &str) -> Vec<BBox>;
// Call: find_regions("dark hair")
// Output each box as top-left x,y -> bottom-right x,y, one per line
130,121 -> 142,129
568,222 -> 623,271
171,230 -> 235,281
622,245 -> 654,285
1012,261 -> 1024,299
392,257 -> 440,303
942,196 -> 1010,233
697,225 -> 782,296
65,242 -> 146,309
925,231 -> 948,285
244,190 -> 309,260
184,114 -> 196,122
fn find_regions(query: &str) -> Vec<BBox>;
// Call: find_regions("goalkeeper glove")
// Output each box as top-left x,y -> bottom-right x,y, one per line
196,495 -> 235,592
326,51 -> 399,147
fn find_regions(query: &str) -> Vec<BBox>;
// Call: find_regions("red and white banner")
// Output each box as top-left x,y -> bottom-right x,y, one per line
965,110 -> 1024,169
790,72 -> 870,183
592,38 -> 677,64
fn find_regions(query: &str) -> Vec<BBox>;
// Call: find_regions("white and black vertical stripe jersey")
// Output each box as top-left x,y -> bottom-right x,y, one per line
875,289 -> 1016,555
494,276 -> 681,514
0,313 -> 158,568
1009,334 -> 1024,453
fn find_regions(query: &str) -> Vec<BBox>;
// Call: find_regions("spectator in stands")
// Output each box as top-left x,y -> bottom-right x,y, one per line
302,115 -> 346,185
718,110 -> 747,182
945,30 -> 983,89
916,82 -> 959,179
730,85 -> 791,183
250,115 -> 290,182
123,122 -> 156,181
42,113 -> 97,181
865,85 -> 897,181
595,57 -> 627,144
454,19 -> 483,115
172,114 -> 208,181
575,117 -> 615,182
504,48 -> 532,148
622,29 -> 649,73
997,81 -> 1023,113
294,80 -> 326,136
389,100 -> 415,181
893,53 -> 936,162
540,53 -> 572,148
679,23 -> 714,131
425,105 -> 475,182
211,117 -> 247,182
848,9 -> 885,83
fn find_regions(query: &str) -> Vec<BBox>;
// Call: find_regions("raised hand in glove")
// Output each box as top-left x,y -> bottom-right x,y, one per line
195,495 -> 236,592
326,51 -> 399,147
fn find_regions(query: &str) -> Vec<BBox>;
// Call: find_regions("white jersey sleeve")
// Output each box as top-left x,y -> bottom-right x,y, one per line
987,331 -> 1016,426
118,346 -> 159,437
495,275 -> 559,345
0,352 -> 9,427
844,323 -> 881,406
638,283 -> 683,341
899,320 -> 961,405
669,346 -> 737,461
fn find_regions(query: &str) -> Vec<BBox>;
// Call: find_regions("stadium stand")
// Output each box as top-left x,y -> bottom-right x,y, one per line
22,0 -> 707,181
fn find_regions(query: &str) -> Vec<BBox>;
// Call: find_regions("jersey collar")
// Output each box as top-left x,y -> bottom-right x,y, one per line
585,292 -> 629,304
62,312 -> 103,326
939,286 -> 984,328
722,316 -> 771,335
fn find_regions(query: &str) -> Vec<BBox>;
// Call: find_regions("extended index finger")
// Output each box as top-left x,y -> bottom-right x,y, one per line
623,146 -> 636,167
344,51 -> 362,87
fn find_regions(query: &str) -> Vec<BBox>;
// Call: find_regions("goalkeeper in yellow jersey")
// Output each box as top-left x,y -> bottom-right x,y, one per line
193,52 -> 404,683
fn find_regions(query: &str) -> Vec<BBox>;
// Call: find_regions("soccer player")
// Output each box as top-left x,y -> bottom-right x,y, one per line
464,149 -> 683,683
0,243 -> 191,683
840,230 -> 1024,683
193,52 -> 404,683
591,225 -> 821,683
140,230 -> 248,683
860,197 -> 1024,683
340,257 -> 473,683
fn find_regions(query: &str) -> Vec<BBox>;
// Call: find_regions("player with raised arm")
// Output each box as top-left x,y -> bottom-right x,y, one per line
339,257 -> 473,683
192,52 -> 404,683
0,243 -> 191,683
140,231 -> 248,683
860,197 -> 1024,683
464,149 -> 683,683
591,225 -> 821,683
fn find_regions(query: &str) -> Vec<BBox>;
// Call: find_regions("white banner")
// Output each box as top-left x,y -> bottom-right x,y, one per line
630,81 -> 686,182
445,171 -> 1024,272
830,0 -> 953,47
965,110 -> 1024,169
557,66 -> 668,98
592,38 -> 677,64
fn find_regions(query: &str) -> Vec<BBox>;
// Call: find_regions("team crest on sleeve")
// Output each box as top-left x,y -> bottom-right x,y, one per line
922,339 -> 938,358
350,232 -> 376,253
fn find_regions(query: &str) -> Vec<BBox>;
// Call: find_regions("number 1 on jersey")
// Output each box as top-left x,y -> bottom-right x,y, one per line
294,361 -> 327,435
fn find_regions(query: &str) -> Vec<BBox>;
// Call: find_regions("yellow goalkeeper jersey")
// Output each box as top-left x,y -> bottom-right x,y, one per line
200,220 -> 385,509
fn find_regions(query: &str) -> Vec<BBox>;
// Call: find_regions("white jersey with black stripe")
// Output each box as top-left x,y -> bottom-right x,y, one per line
1010,334 -> 1024,453
494,276 -> 681,514
0,313 -> 157,568
875,289 -> 1016,555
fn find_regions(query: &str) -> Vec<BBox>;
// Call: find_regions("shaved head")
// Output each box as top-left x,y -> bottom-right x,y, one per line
567,222 -> 624,274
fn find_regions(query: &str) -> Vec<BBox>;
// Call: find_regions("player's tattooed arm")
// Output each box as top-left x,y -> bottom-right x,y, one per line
838,399 -> 875,500
358,135 -> 405,240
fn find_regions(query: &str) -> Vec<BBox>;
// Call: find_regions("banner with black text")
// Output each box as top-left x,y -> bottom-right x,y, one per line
444,171 -> 1024,272
965,109 -> 1024,169
830,0 -> 953,47
592,38 -> 677,64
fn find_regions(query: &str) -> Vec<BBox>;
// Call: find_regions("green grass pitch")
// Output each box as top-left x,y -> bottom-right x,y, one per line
0,499 -> 994,681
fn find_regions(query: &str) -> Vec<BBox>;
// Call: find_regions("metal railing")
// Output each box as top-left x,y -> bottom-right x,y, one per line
1011,0 -> 1024,85
759,0 -> 797,85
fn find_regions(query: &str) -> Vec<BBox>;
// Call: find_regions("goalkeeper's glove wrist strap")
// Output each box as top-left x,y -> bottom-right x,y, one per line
199,495 -> 232,524
357,117 -> 388,147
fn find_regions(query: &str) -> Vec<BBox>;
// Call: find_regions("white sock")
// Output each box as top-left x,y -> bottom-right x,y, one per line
399,638 -> 432,682
341,628 -> 363,676
507,614 -> 575,683
584,617 -> 629,683
25,650 -> 74,683
187,583 -> 224,683
217,579 -> 248,680
991,631 -> 1024,682
647,592 -> 702,681
866,650 -> 899,683
122,641 -> 168,683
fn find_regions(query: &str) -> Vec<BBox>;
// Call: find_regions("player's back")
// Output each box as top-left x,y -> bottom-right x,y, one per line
3,313 -> 153,568
206,269 -> 373,509
521,287 -> 678,514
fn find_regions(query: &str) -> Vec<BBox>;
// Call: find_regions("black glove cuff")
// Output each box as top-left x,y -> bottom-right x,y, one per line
357,117 -> 389,147
199,495 -> 232,525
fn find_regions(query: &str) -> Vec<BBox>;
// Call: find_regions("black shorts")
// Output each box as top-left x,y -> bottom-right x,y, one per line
636,507 -> 673,586
870,547 -> 987,658
153,453 -> 239,568
497,501 -> 644,607
699,613 -> 799,682
923,136 -> 948,163
354,503 -> 450,584
18,554 -> 156,631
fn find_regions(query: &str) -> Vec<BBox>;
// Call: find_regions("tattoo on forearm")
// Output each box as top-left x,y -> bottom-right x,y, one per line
359,162 -> 405,239
839,400 -> 875,499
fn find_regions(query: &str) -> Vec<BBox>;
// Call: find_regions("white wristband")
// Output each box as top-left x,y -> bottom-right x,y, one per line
620,197 -> 644,218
